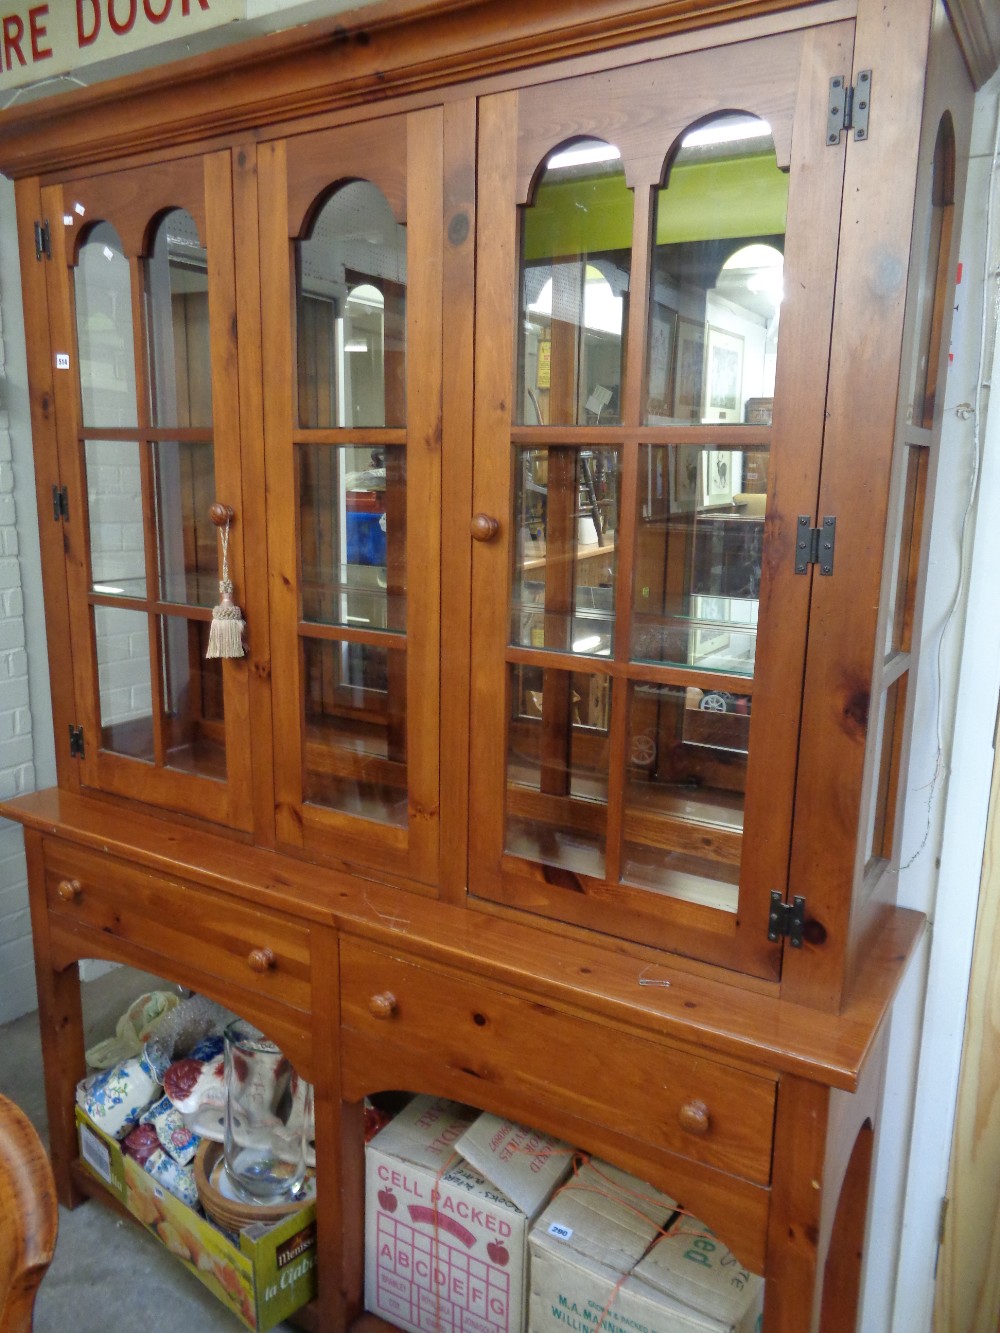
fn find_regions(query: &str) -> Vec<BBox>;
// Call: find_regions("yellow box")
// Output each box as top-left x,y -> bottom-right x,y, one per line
76,1106 -> 316,1331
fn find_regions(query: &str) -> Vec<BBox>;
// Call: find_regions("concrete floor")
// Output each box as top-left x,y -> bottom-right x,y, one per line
0,965 -> 299,1332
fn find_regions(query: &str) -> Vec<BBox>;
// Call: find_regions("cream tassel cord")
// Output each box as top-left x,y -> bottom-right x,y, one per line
207,507 -> 246,660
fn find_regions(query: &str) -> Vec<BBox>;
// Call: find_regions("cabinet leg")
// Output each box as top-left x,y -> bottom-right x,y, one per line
37,963 -> 86,1208
25,831 -> 86,1208
766,1036 -> 888,1332
765,1077 -> 829,1332
311,926 -> 364,1330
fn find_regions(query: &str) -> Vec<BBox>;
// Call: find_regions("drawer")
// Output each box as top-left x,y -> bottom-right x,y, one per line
44,841 -> 311,1012
340,939 -> 776,1185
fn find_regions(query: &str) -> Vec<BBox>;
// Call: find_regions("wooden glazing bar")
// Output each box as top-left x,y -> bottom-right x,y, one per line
291,428 -> 408,446
298,621 -> 407,650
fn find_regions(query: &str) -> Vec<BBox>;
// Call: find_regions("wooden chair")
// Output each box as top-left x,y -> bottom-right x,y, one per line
0,1095 -> 58,1333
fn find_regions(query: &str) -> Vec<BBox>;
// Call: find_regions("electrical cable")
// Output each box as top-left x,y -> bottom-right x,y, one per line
900,90 -> 1000,873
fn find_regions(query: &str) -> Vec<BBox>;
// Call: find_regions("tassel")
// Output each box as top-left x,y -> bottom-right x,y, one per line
206,517 -> 245,659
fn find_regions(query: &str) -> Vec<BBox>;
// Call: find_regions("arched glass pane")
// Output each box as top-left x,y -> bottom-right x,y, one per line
296,181 -> 407,429
646,116 -> 787,425
908,113 -> 955,428
147,208 -> 212,428
75,222 -> 137,430
141,211 -> 217,610
518,140 -> 631,426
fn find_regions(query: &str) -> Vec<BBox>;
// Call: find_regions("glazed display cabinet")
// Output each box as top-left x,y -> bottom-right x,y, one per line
0,0 -> 991,1328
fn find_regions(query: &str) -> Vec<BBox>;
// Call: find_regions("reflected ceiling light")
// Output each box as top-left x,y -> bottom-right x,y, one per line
344,339 -> 369,352
682,118 -> 771,148
572,635 -> 603,653
547,143 -> 621,170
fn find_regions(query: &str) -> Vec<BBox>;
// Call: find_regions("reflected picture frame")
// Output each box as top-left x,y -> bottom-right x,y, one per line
646,302 -> 677,419
704,326 -> 744,422
670,445 -> 701,514
673,316 -> 705,421
702,449 -> 742,507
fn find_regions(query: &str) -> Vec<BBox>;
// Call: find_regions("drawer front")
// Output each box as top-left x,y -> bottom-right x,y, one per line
340,940 -> 776,1184
44,841 -> 311,1012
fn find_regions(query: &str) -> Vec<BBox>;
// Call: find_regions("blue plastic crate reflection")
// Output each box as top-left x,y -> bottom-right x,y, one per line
346,512 -> 387,566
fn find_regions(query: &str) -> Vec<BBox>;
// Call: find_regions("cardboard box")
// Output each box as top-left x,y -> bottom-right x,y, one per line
528,1157 -> 678,1333
530,1160 -> 762,1333
366,1094 -> 572,1333
633,1226 -> 763,1333
77,1106 -> 316,1331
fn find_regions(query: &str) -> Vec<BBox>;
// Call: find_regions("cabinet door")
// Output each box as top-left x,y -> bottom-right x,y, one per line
42,153 -> 253,830
259,110 -> 442,885
470,22 -> 853,976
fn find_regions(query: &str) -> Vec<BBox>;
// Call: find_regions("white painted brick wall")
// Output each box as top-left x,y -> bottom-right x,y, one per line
0,173 -> 57,1025
0,387 -> 37,1021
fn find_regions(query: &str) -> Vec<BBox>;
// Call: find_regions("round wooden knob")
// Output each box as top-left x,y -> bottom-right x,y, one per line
368,991 -> 397,1020
678,1099 -> 710,1137
209,503 -> 234,527
247,947 -> 275,973
470,513 -> 499,542
57,878 -> 82,902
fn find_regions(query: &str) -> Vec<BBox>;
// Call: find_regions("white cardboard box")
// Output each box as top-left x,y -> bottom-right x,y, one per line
366,1095 -> 571,1333
529,1159 -> 762,1333
528,1158 -> 678,1333
633,1226 -> 764,1333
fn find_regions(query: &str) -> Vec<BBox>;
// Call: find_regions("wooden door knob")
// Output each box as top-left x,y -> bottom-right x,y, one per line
247,947 -> 275,973
368,991 -> 397,1019
57,878 -> 82,902
470,513 -> 500,542
678,1099 -> 710,1137
209,503 -> 235,527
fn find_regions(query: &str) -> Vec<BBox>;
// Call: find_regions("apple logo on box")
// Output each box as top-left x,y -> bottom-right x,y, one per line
487,1242 -> 509,1266
378,1189 -> 398,1213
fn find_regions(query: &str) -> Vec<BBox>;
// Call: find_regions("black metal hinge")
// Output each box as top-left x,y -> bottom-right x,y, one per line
794,515 -> 836,575
51,485 -> 69,522
827,70 -> 872,145
68,724 -> 85,759
34,218 -> 51,261
768,891 -> 805,948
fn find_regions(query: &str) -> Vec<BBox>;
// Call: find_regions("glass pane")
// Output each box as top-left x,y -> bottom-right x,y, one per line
75,222 -> 138,430
95,605 -> 152,759
85,439 -> 146,597
907,115 -> 955,428
147,209 -> 212,428
511,447 -> 617,656
623,682 -> 745,911
505,664 -> 610,879
302,637 -> 408,827
155,440 -> 217,607
518,140 -> 630,426
632,445 -> 765,675
646,116 -> 787,425
299,444 -> 406,632
296,181 -> 407,429
885,445 -> 928,657
161,616 -> 226,780
865,674 -> 907,868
